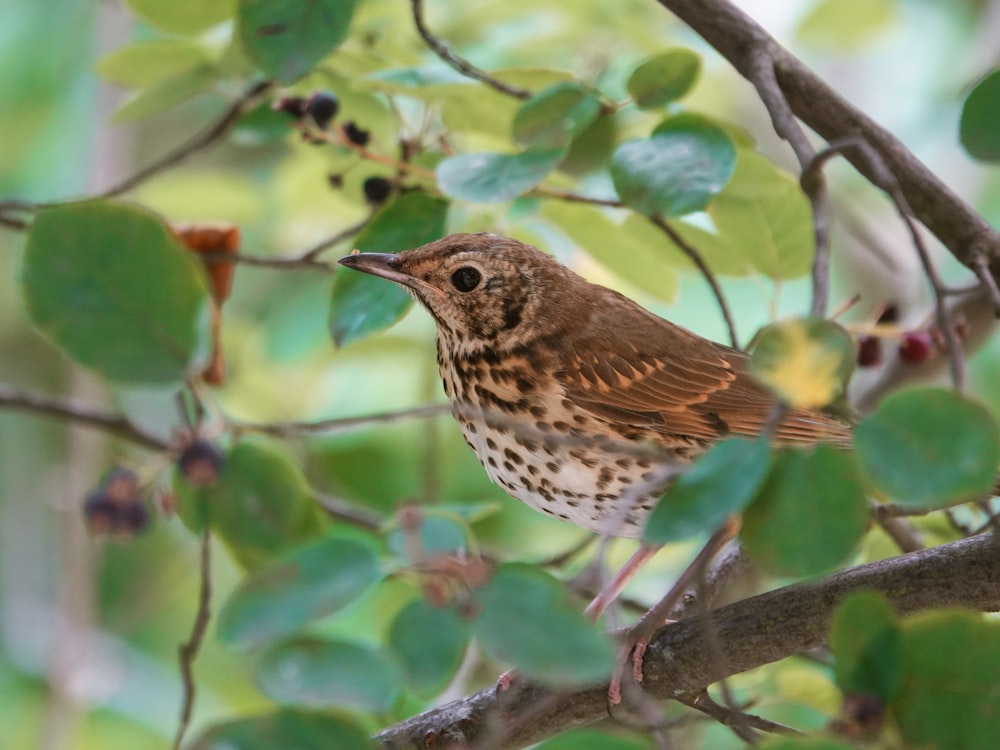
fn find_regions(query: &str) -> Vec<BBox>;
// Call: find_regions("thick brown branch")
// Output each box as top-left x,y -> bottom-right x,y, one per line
374,534 -> 1000,750
0,383 -> 168,450
654,0 -> 1000,273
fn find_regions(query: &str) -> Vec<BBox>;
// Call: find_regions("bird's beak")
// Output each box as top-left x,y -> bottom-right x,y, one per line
337,252 -> 445,297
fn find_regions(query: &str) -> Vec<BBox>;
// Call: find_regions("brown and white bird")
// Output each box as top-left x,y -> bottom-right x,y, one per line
339,233 -> 852,539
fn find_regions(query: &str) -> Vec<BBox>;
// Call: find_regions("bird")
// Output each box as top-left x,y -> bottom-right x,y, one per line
338,232 -> 853,536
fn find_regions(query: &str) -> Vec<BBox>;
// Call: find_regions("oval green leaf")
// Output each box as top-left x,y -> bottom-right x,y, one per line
237,0 -> 359,83
176,440 -> 319,569
750,318 -> 855,410
255,637 -> 400,712
961,68 -> 1000,162
626,49 -> 701,109
513,82 -> 602,148
95,39 -> 213,89
893,611 -> 1000,749
473,563 -> 613,686
217,535 -> 381,650
436,148 -> 567,203
22,201 -> 211,385
189,709 -> 371,750
388,598 -> 471,692
611,114 -> 735,217
854,388 -> 1000,508
796,0 -> 897,53
831,591 -> 902,701
330,192 -> 448,347
742,446 -> 868,577
124,0 -> 236,34
644,438 -> 771,544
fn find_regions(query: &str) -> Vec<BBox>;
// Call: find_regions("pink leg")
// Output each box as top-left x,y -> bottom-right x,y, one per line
583,544 -> 663,621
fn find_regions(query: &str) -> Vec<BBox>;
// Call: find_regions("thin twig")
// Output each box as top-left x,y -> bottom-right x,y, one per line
676,690 -> 802,740
173,530 -> 213,750
651,216 -> 739,349
314,491 -> 384,531
299,213 -> 374,261
0,383 -> 168,450
410,0 -> 531,100
231,403 -> 451,438
972,253 -> 1000,317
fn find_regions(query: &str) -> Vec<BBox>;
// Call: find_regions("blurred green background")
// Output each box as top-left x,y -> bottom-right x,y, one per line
2,0 -> 1000,748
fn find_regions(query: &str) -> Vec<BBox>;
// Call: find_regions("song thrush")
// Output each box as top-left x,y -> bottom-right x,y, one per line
338,233 -> 853,539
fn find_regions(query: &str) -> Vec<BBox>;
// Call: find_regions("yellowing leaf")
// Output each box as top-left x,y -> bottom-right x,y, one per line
750,318 -> 854,409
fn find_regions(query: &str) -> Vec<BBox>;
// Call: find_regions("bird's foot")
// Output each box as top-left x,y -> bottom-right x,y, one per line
496,667 -> 518,693
608,618 -> 674,705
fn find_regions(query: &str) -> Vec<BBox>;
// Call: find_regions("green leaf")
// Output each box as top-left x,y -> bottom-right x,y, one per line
388,599 -> 471,692
742,446 -> 868,577
94,39 -> 213,89
513,82 -> 602,148
123,0 -> 237,34
536,731 -> 650,750
189,709 -> 371,750
543,202 -> 678,302
473,564 -> 613,686
961,69 -> 1000,162
756,740 -> 855,750
21,201 -> 211,385
708,150 -> 814,279
611,113 -> 735,217
176,441 -> 319,569
436,148 -> 567,203
110,64 -> 219,123
329,193 -> 448,347
750,318 -> 855,410
893,611 -> 1000,750
255,637 -> 400,712
237,0 -> 359,83
831,591 -> 902,701
387,515 -> 469,560
217,535 -> 381,650
644,438 -> 771,545
626,49 -> 701,109
621,213 -> 753,277
854,388 -> 1000,508
796,0 -> 897,52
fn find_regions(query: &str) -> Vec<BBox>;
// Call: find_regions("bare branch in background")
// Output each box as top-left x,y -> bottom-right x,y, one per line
172,530 -> 213,750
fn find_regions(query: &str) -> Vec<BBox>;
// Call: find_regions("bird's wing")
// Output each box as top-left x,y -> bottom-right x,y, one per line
556,301 -> 853,446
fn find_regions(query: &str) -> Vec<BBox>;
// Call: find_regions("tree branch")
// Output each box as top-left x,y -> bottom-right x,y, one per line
654,0 -> 1000,276
0,383 -> 168,450
374,534 -> 1000,750
173,530 -> 213,750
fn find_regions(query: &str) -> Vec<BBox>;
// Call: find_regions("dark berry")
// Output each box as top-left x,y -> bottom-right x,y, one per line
343,121 -> 370,147
84,490 -> 117,534
305,92 -> 339,129
119,501 -> 152,535
856,335 -> 881,367
272,96 -> 308,118
102,468 -> 140,506
876,304 -> 899,324
84,487 -> 152,538
363,176 -> 392,204
898,331 -> 934,365
328,173 -> 344,189
177,440 -> 225,487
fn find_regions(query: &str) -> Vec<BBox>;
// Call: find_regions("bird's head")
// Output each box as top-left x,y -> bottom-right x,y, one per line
338,233 -> 580,355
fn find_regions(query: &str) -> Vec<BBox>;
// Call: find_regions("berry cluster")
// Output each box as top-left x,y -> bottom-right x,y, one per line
855,305 -> 967,368
84,468 -> 151,538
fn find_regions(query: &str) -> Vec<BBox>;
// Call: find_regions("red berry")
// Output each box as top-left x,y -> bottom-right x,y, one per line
856,336 -> 881,367
898,331 -> 933,364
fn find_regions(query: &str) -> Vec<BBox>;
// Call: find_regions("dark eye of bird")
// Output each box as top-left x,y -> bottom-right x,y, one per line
450,266 -> 482,293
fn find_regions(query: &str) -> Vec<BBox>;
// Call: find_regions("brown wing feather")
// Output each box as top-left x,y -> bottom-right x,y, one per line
557,292 -> 853,448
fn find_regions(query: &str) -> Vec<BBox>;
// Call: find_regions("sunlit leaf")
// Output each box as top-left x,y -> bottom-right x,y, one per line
742,447 -> 868,577
110,64 -> 218,123
256,637 -> 400,712
189,709 -> 371,750
237,0 -> 359,83
217,535 -> 381,650
750,318 -> 855,409
854,388 -> 1000,508
22,201 -> 211,385
644,438 -> 771,544
95,39 -> 213,88
960,68 -> 1000,162
797,0 -> 897,52
893,611 -> 1000,749
831,591 -> 902,701
329,193 -> 448,347
626,49 -> 701,109
388,599 -> 471,692
513,82 -> 602,148
436,148 -> 567,203
473,564 -> 613,686
124,0 -> 236,34
611,114 -> 735,217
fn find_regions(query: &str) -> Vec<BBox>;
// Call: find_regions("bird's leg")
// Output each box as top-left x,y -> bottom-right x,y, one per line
609,516 -> 741,705
583,543 -> 663,621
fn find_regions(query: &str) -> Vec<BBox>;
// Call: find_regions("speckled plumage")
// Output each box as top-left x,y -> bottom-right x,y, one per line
339,234 -> 853,537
